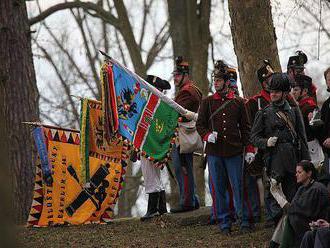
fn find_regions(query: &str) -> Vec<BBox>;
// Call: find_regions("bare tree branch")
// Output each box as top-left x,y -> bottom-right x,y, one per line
300,2 -> 330,39
71,8 -> 101,94
42,22 -> 99,99
113,0 -> 146,75
114,29 -> 128,67
34,40 -> 80,125
138,0 -> 154,49
29,1 -> 119,27
145,21 -> 170,70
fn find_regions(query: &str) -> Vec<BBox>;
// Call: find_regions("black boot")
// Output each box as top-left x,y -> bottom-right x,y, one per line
140,192 -> 159,221
158,190 -> 167,215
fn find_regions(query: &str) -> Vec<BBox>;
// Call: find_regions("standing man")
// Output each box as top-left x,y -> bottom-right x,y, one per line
321,67 -> 330,171
196,63 -> 253,234
250,73 -> 310,207
287,50 -> 318,102
170,56 -> 202,213
245,59 -> 274,226
138,75 -> 171,221
291,74 -> 318,142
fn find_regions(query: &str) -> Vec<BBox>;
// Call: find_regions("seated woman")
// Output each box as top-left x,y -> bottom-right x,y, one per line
269,160 -> 330,248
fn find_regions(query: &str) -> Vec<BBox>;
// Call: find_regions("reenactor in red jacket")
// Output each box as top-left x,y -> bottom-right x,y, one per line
170,56 -> 202,213
196,61 -> 253,234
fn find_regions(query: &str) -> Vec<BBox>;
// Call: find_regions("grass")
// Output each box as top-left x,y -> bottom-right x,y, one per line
17,209 -> 273,247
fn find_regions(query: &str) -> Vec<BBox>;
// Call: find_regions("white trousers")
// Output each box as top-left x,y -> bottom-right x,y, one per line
141,157 -> 164,194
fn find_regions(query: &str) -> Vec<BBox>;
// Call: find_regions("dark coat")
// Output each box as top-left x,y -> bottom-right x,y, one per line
321,96 -> 330,156
250,100 -> 310,181
245,90 -> 271,172
287,181 -> 330,247
196,91 -> 251,157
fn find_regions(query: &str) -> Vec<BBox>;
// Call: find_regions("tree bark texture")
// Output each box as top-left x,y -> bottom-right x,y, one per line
167,0 -> 211,206
167,0 -> 211,96
228,0 -> 281,97
0,0 -> 39,223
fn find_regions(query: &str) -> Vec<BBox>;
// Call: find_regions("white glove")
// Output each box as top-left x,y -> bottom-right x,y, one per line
270,178 -> 288,208
184,110 -> 198,121
207,131 -> 218,143
245,152 -> 255,164
267,137 -> 278,147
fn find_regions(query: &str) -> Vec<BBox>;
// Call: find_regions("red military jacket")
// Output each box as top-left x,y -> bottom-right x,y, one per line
298,96 -> 317,141
196,90 -> 252,157
246,89 -> 271,126
175,80 -> 202,122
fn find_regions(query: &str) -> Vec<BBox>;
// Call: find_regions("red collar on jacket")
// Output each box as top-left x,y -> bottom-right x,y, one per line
260,89 -> 271,102
299,96 -> 317,108
213,90 -> 235,100
250,89 -> 270,103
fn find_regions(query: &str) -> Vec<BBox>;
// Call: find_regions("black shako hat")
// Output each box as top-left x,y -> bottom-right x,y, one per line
287,50 -> 308,69
173,56 -> 189,74
212,60 -> 229,80
257,59 -> 274,83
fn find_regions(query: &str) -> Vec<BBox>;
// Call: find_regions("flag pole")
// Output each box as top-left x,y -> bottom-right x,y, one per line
22,121 -> 79,133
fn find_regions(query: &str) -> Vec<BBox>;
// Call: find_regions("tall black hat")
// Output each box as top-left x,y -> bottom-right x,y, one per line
257,59 -> 274,83
212,60 -> 229,80
287,50 -> 308,69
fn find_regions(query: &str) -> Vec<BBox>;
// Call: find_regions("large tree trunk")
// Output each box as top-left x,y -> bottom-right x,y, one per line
0,0 -> 39,223
228,0 -> 281,97
167,0 -> 211,206
167,0 -> 211,95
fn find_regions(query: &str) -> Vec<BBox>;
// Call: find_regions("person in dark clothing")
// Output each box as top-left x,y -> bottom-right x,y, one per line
287,50 -> 318,102
320,67 -> 330,170
300,220 -> 330,248
269,161 -> 330,247
291,74 -> 318,141
245,59 -> 276,227
250,73 -> 310,205
291,74 -> 327,178
196,61 -> 253,234
170,56 -> 202,213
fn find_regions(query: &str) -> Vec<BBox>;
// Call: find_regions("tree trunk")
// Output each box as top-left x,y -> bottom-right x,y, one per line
228,0 -> 281,97
0,0 -> 39,223
167,0 -> 211,206
167,0 -> 211,95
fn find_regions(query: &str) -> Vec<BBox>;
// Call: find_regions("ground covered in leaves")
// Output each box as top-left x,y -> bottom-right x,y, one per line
18,207 -> 273,247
